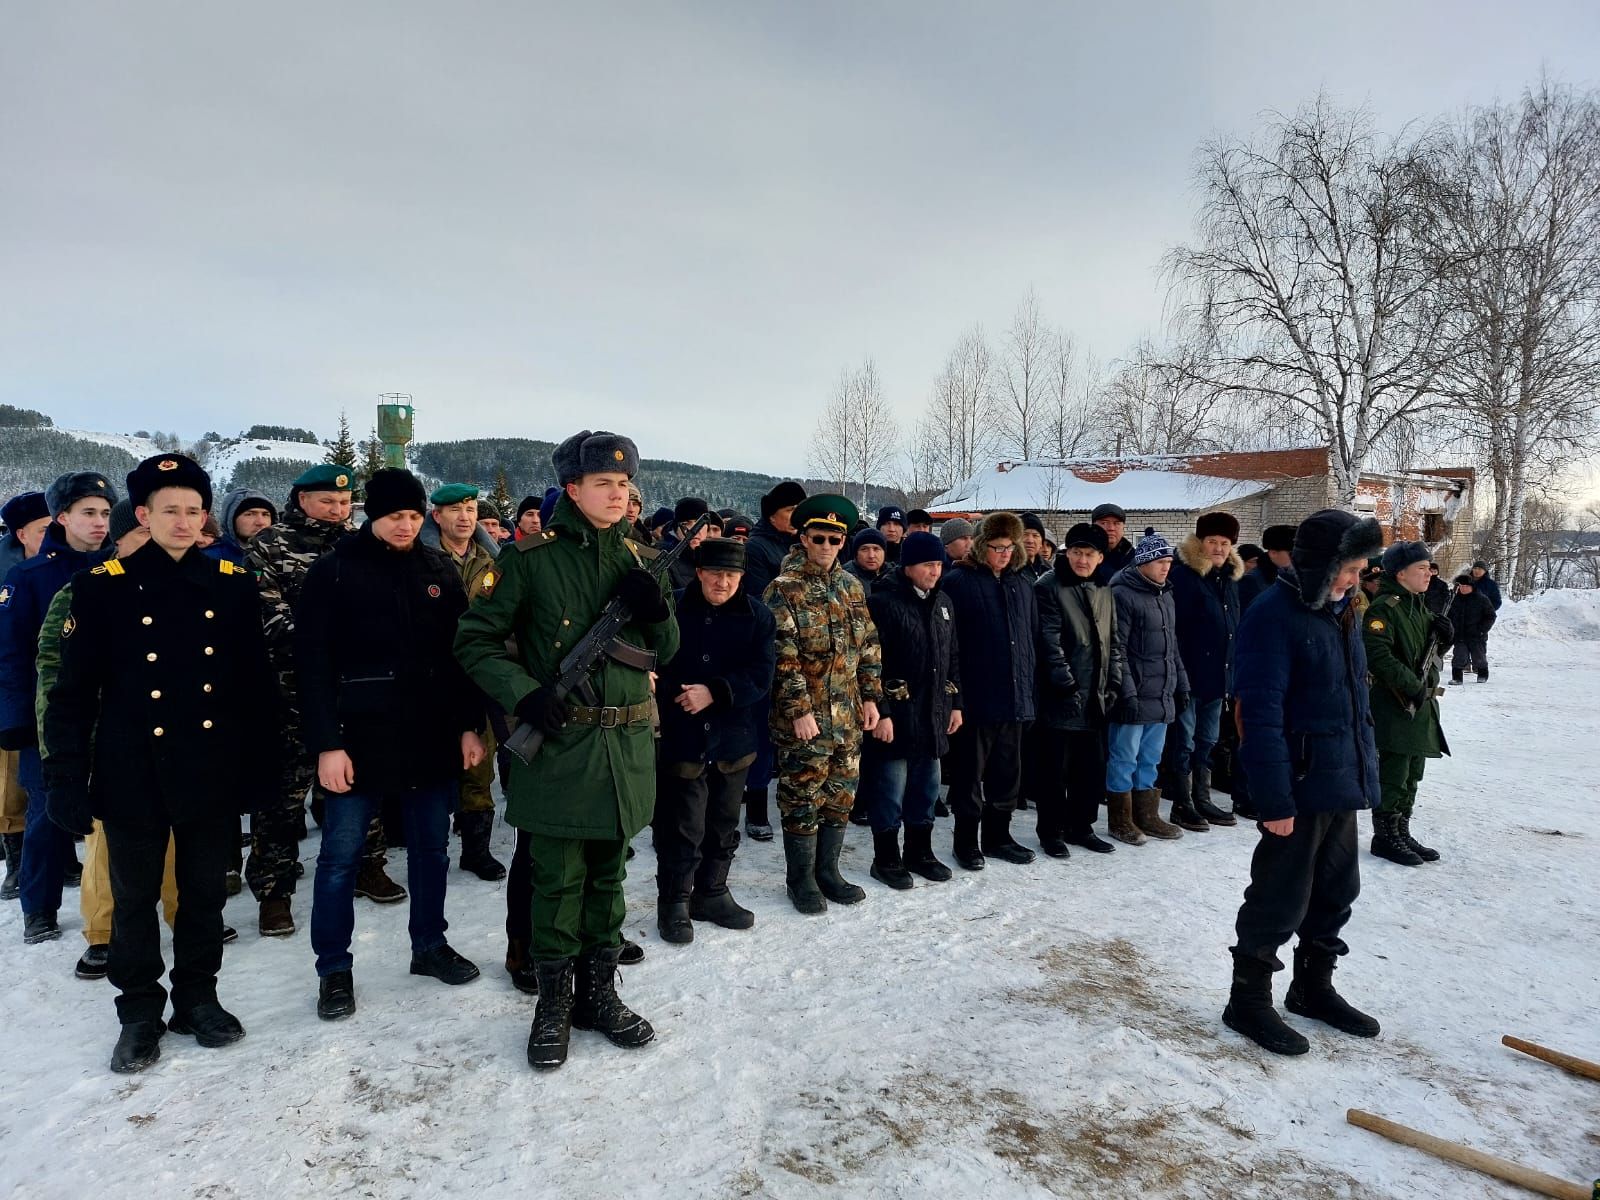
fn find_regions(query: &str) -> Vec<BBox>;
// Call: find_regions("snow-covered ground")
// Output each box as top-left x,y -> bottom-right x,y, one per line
2,593 -> 1598,1199
203,438 -> 326,487
57,430 -> 164,460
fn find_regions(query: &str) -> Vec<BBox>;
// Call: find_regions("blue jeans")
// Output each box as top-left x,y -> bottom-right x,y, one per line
1175,697 -> 1225,774
17,747 -> 73,919
311,783 -> 451,977
860,753 -> 941,833
1106,723 -> 1167,793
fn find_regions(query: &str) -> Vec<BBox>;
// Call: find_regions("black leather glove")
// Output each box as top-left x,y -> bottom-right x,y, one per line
1174,690 -> 1191,712
616,568 -> 670,623
1063,690 -> 1085,720
1047,663 -> 1075,692
1111,699 -> 1141,725
1431,614 -> 1455,646
0,726 -> 37,752
515,686 -> 569,735
48,790 -> 94,837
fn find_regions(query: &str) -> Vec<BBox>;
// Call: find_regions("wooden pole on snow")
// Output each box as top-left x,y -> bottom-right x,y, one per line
1345,1109 -> 1596,1200
1503,1035 -> 1600,1083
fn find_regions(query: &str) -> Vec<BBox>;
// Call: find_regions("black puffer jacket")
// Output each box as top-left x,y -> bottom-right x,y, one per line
941,559 -> 1037,723
1446,587 -> 1497,640
1035,565 -> 1123,731
864,570 -> 962,760
294,525 -> 482,794
1109,563 -> 1189,724
1237,560 -> 1278,613
743,519 -> 794,601
1091,537 -> 1135,586
657,582 -> 776,768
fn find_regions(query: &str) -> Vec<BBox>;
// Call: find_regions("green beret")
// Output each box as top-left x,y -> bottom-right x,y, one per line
293,463 -> 354,493
429,483 -> 480,507
792,494 -> 859,533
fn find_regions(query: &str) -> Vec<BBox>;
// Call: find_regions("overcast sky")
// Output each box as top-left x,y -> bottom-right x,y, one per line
3,2 -> 1597,485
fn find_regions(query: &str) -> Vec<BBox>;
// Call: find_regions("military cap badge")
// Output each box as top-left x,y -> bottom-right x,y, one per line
157,459 -> 178,471
336,474 -> 350,488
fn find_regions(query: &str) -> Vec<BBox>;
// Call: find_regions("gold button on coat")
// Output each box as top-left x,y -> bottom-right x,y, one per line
204,647 -> 214,655
150,690 -> 161,700
146,652 -> 158,662
203,684 -> 213,692
141,616 -> 153,625
153,727 -> 164,737
204,610 -> 215,619
202,720 -> 213,729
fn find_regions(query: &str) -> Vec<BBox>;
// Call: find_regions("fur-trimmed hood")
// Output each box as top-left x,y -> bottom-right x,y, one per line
1176,534 -> 1244,582
966,511 -> 1026,573
1289,511 -> 1384,610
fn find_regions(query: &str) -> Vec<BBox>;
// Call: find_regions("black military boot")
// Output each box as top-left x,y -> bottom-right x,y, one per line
743,788 -> 774,842
815,824 -> 866,903
527,959 -> 576,1069
504,938 -> 539,995
980,809 -> 1036,865
457,810 -> 507,881
64,852 -> 81,888
75,943 -> 111,979
1370,812 -> 1423,867
23,910 -> 61,944
902,825 -> 952,881
1166,769 -> 1209,832
1285,946 -> 1380,1038
869,828 -> 914,890
1397,814 -> 1439,863
571,944 -> 655,1049
0,832 -> 21,900
689,859 -> 755,930
656,891 -> 694,944
410,943 -> 481,985
169,1001 -> 246,1047
318,970 -> 356,1020
1191,767 -> 1236,826
1222,956 -> 1309,1056
781,830 -> 827,914
110,1020 -> 166,1074
952,816 -> 985,871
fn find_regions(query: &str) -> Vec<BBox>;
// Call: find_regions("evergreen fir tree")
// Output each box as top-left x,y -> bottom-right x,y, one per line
490,467 -> 514,521
325,410 -> 359,474
359,426 -> 386,493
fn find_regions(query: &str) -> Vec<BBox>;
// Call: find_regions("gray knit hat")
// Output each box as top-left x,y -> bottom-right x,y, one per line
939,517 -> 975,547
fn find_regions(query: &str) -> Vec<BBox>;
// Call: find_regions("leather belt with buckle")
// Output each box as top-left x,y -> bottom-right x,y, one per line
568,701 -> 653,729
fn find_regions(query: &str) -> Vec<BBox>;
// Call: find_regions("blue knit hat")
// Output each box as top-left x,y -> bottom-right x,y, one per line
1133,529 -> 1174,565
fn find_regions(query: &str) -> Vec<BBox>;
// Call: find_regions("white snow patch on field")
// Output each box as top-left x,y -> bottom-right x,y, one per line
1,593 -> 1597,1198
204,439 -> 326,486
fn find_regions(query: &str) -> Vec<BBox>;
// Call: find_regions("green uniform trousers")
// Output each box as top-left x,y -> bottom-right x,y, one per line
1377,751 -> 1427,817
527,833 -> 628,960
457,727 -> 497,815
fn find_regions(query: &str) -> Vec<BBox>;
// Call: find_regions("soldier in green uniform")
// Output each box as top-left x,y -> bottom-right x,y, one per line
455,430 -> 678,1071
1363,541 -> 1454,868
422,482 -> 505,882
244,464 -> 402,936
763,494 -> 883,915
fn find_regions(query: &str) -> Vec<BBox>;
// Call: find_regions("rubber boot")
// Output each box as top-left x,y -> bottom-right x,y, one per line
1192,766 -> 1236,826
869,828 -> 914,890
1222,956 -> 1309,1056
690,858 -> 755,929
1397,814 -> 1439,863
526,959 -> 575,1069
571,944 -> 655,1049
902,824 -> 951,882
1284,945 -> 1380,1037
814,824 -> 865,904
1370,811 -> 1423,866
782,830 -> 827,914
656,893 -> 694,944
457,810 -> 507,881
1105,792 -> 1146,846
1166,768 -> 1209,832
1132,788 -> 1183,840
980,808 -> 1036,864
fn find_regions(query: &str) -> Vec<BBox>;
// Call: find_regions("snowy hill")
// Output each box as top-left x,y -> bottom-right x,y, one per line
57,429 -> 164,460
203,437 -> 327,490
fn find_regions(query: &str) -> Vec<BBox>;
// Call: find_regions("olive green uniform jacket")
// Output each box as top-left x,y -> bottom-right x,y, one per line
1363,576 -> 1449,758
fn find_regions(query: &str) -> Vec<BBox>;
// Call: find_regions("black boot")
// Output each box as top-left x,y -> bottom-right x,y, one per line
504,939 -> 539,995
410,943 -> 481,985
869,828 -> 914,890
571,944 -> 655,1049
656,893 -> 694,944
457,810 -> 507,881
953,816 -> 985,871
743,788 -> 774,842
902,825 -> 952,882
814,824 -> 865,903
1370,811 -> 1423,867
23,911 -> 61,944
1222,956 -> 1309,1056
0,832 -> 21,900
782,830 -> 827,914
527,959 -> 575,1069
1284,946 -> 1380,1037
63,852 -> 81,888
169,1001 -> 246,1046
1066,827 -> 1115,854
1191,767 -> 1235,826
1397,814 -> 1439,862
318,970 -> 356,1020
75,943 -> 111,979
1166,768 -> 1209,832
110,1020 -> 166,1074
848,794 -> 872,826
980,809 -> 1035,865
689,859 -> 755,930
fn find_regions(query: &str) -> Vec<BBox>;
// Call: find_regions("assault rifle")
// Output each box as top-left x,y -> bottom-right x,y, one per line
1400,623 -> 1448,717
502,514 -> 709,766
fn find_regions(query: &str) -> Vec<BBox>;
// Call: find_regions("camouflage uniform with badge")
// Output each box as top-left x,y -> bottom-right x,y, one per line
243,463 -> 400,936
763,494 -> 883,914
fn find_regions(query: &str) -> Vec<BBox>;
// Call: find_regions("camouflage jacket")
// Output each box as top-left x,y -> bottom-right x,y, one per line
763,546 -> 882,739
246,509 -> 353,676
34,581 -> 74,750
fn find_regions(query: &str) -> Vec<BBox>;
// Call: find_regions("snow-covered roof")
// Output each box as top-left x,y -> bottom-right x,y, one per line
928,460 -> 1272,514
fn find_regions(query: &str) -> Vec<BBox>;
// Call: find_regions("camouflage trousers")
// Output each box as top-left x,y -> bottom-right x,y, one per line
774,732 -> 862,835
244,721 -> 386,902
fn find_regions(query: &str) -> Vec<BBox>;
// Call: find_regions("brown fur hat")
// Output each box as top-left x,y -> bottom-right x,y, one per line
969,511 -> 1026,571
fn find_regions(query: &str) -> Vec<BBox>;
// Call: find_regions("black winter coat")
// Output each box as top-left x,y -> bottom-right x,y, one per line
1109,563 -> 1189,724
1091,537 -> 1135,586
1168,536 -> 1244,702
1237,560 -> 1278,613
743,519 -> 794,601
1035,566 -> 1124,731
844,560 -> 890,594
864,571 -> 961,760
1234,574 -> 1381,821
42,542 -> 280,827
941,559 -> 1037,724
1446,588 -> 1497,640
1424,577 -> 1453,615
657,582 -> 776,768
294,525 -> 482,794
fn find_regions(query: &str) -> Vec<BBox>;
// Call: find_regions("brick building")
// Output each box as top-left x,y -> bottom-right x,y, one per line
927,448 -> 1476,573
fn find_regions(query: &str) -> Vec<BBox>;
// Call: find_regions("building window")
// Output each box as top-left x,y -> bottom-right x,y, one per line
1423,513 -> 1446,542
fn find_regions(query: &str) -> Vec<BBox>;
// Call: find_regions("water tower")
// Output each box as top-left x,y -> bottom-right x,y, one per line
376,393 -> 415,469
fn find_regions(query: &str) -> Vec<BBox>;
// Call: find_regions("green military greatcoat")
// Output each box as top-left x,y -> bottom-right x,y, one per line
1363,576 -> 1449,759
453,494 -> 678,841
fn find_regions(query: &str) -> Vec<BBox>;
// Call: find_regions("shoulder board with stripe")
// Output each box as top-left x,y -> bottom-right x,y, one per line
1380,594 -> 1401,608
91,559 -> 126,577
515,530 -> 559,553
216,558 -> 244,575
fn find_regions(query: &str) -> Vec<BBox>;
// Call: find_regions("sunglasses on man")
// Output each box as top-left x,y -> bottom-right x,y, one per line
806,533 -> 845,546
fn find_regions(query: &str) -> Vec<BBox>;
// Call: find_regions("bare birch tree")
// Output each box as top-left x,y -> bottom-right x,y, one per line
997,288 -> 1051,459
918,326 -> 997,494
808,358 -> 899,507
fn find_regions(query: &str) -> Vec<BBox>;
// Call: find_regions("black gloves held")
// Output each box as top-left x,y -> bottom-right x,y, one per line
1063,690 -> 1085,720
1173,690 -> 1191,712
617,568 -> 670,623
515,687 -> 569,735
0,726 -> 37,752
48,790 -> 94,838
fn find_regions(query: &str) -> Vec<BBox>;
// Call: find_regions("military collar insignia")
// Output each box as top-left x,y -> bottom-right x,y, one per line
61,615 -> 75,638
157,459 -> 178,471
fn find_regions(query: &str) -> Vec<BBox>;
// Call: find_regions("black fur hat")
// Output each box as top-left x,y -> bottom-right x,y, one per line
759,480 -> 806,520
551,430 -> 640,485
1262,523 -> 1298,553
46,471 -> 118,518
1291,509 -> 1384,609
126,453 -> 212,511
